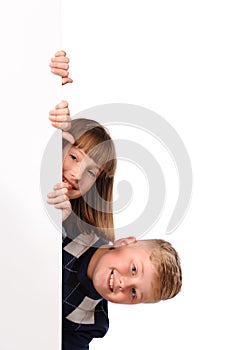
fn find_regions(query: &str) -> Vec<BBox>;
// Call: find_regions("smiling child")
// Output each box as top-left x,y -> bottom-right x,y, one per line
63,233 -> 182,349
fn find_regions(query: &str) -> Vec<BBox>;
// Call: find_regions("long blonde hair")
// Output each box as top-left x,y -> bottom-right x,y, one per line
63,118 -> 117,242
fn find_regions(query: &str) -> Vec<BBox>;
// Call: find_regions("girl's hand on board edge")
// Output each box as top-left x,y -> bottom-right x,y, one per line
47,182 -> 72,222
50,50 -> 73,85
49,100 -> 75,143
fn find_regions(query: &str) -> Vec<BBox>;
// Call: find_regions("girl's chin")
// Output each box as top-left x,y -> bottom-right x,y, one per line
68,191 -> 81,200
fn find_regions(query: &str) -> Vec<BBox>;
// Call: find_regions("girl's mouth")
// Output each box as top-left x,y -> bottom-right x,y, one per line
63,176 -> 77,190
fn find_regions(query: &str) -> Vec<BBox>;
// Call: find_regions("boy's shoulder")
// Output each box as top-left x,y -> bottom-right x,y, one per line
63,231 -> 109,332
63,230 -> 107,257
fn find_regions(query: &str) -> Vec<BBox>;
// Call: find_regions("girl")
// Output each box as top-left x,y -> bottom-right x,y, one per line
47,51 -> 116,242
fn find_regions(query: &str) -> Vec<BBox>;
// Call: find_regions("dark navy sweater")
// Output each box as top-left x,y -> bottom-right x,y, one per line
62,232 -> 109,350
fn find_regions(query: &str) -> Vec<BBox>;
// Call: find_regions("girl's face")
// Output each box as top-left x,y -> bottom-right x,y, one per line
62,145 -> 101,200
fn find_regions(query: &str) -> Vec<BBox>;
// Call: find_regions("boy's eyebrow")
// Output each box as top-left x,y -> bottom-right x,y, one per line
139,262 -> 144,302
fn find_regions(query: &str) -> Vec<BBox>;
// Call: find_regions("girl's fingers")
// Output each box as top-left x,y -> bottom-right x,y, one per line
54,201 -> 71,209
50,122 -> 71,132
56,100 -> 68,108
49,108 -> 69,116
49,115 -> 70,122
62,132 -> 75,144
50,52 -> 73,83
49,112 -> 71,130
49,101 -> 71,130
52,52 -> 69,62
50,68 -> 69,77
54,50 -> 67,57
50,51 -> 72,82
53,182 -> 69,190
47,194 -> 69,205
47,187 -> 68,197
49,115 -> 70,123
50,61 -> 69,70
52,56 -> 69,61
62,77 -> 73,85
49,116 -> 70,124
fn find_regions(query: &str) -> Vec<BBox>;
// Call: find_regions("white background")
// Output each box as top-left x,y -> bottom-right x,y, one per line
1,1 -> 233,349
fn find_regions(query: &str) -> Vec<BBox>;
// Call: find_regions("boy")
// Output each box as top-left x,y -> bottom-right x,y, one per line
63,232 -> 182,350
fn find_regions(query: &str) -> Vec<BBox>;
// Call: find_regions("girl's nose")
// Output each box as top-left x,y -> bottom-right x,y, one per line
71,163 -> 85,180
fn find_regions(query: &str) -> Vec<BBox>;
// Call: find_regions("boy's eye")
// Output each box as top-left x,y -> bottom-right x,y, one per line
131,264 -> 137,275
132,287 -> 136,298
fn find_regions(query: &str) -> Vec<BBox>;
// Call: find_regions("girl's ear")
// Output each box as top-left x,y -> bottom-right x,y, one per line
113,236 -> 136,248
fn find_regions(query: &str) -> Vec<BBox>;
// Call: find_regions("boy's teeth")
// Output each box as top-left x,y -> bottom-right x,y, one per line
110,271 -> 114,291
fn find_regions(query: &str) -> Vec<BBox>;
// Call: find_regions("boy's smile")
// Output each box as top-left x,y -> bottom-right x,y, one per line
87,239 -> 160,304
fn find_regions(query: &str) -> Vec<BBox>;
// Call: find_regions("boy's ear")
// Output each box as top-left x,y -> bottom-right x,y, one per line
113,236 -> 136,248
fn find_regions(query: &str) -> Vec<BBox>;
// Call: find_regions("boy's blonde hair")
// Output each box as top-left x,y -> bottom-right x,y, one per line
141,239 -> 182,302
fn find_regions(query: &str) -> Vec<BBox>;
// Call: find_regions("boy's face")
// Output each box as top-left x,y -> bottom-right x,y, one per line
89,238 -> 160,304
62,145 -> 100,200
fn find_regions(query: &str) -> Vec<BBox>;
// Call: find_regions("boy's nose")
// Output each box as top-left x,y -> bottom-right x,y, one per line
118,276 -> 131,291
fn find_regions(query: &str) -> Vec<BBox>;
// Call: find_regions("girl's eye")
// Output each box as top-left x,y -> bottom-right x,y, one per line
132,287 -> 136,299
131,264 -> 137,275
70,154 -> 77,160
88,169 -> 96,178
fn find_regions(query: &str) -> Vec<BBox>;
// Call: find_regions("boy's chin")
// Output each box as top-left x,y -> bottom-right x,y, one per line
95,288 -> 113,302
